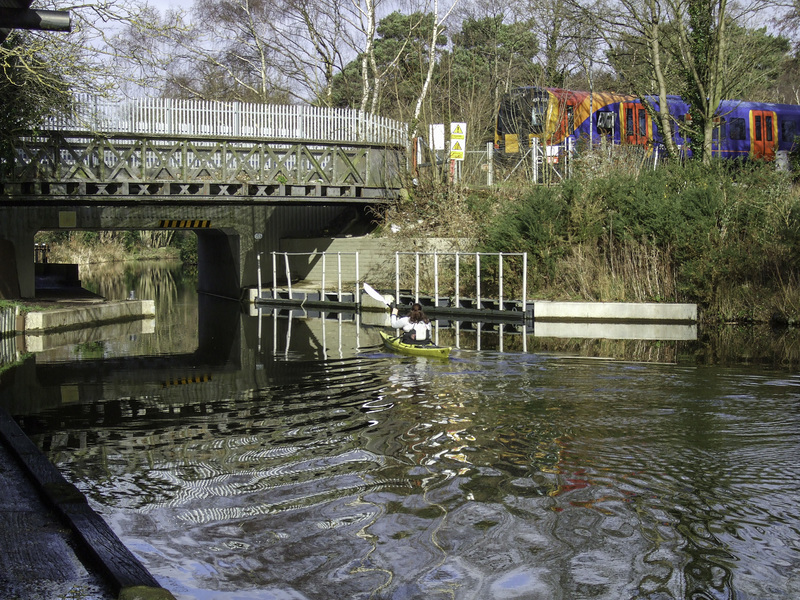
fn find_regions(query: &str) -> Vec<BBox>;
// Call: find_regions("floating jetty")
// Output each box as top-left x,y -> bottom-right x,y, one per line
252,249 -> 697,325
253,287 -> 697,325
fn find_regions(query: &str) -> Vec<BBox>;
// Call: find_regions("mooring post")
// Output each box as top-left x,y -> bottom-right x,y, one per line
522,252 -> 528,317
355,252 -> 360,308
321,253 -> 326,301
337,252 -> 342,303
284,253 -> 292,299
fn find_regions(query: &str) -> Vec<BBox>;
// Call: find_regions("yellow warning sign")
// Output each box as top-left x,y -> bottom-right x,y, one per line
449,139 -> 465,161
449,122 -> 467,161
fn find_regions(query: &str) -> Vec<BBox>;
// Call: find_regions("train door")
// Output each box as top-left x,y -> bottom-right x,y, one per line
750,110 -> 777,160
623,102 -> 649,145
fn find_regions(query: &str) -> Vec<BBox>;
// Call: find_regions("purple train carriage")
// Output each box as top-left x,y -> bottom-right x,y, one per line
495,86 -> 800,163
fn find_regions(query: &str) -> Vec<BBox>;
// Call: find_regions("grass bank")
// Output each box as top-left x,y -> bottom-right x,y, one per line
381,159 -> 800,324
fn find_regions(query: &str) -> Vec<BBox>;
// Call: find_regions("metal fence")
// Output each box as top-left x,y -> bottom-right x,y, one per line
266,251 -> 361,304
443,140 -> 668,187
41,95 -> 409,146
394,251 -> 528,314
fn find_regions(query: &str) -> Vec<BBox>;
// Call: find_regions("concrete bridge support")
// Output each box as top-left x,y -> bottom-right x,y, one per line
0,203 -> 351,300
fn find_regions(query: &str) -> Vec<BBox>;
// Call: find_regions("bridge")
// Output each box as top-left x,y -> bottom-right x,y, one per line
0,95 -> 408,299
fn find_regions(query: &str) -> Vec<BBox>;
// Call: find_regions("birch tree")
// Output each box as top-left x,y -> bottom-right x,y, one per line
408,0 -> 460,136
573,0 -> 682,158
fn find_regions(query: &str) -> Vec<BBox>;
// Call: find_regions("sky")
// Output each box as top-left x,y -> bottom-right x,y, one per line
146,0 -> 195,16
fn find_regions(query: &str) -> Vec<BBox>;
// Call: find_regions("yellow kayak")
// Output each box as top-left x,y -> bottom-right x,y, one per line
379,331 -> 452,358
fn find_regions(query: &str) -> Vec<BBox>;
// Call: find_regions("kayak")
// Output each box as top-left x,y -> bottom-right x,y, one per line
379,330 -> 452,358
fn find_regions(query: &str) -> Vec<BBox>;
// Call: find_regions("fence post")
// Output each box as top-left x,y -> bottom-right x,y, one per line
271,252 -> 277,300
415,253 -> 420,304
499,253 -> 504,308
476,253 -> 481,308
487,142 -> 494,186
522,252 -> 528,317
284,253 -> 292,299
455,252 -> 460,308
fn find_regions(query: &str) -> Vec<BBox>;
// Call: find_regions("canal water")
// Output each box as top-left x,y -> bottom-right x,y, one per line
2,262 -> 799,600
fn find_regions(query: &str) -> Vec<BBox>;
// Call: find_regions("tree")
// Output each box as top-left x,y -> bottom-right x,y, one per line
575,0 -> 788,162
580,0 -> 683,158
328,11 -> 443,119
0,33 -> 71,172
675,0 -> 789,161
1,0 -> 167,164
444,14 -> 540,140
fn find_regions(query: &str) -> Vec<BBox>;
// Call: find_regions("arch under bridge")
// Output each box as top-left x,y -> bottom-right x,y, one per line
0,96 -> 408,299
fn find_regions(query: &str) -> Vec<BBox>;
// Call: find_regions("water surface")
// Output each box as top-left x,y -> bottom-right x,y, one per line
3,263 -> 799,599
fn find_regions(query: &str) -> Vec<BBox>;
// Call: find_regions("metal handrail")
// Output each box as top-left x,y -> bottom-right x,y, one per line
394,251 -> 528,314
269,251 -> 360,305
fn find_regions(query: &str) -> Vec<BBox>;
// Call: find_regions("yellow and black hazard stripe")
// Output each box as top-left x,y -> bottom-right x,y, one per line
158,219 -> 211,228
162,374 -> 212,388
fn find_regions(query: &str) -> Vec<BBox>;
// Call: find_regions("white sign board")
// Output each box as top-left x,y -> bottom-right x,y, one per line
429,124 -> 446,151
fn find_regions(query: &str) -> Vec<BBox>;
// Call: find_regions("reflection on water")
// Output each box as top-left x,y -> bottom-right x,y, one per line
15,350 -> 800,600
2,265 -> 800,599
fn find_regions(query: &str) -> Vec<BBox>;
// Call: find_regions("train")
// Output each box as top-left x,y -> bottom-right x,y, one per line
494,86 -> 800,163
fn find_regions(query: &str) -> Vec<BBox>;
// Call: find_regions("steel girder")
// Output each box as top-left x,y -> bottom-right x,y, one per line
1,131 -> 405,202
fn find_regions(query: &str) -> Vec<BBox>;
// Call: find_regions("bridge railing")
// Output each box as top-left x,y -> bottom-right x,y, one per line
42,95 -> 408,146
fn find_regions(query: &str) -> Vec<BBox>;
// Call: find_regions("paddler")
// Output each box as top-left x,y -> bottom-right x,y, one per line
390,303 -> 432,344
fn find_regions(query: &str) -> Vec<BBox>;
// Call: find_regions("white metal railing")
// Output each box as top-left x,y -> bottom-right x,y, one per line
394,251 -> 528,314
268,251 -> 360,304
41,95 -> 408,146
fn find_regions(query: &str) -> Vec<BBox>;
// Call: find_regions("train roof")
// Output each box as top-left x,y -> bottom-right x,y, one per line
506,86 -> 800,112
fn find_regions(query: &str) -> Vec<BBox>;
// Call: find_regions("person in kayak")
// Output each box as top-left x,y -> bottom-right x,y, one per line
390,303 -> 432,344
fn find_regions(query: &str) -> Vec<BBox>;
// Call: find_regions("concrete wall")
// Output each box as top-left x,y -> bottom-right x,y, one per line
533,300 -> 697,323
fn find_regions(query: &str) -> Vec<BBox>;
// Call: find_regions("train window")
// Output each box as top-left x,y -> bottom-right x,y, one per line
597,112 -> 615,131
626,110 -> 634,136
782,120 -> 797,143
754,115 -> 762,142
567,105 -> 574,134
730,118 -> 746,140
765,115 -> 773,142
638,109 -> 646,136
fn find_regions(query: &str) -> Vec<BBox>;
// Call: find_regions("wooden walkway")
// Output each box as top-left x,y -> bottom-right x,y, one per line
0,406 -> 175,599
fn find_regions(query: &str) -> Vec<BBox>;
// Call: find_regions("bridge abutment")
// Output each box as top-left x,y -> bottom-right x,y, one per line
0,203 -> 356,301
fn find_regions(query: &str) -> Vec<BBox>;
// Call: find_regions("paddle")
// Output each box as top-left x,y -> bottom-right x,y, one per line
363,283 -> 392,308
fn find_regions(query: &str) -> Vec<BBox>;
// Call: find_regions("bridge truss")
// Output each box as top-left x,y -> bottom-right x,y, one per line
1,97 -> 408,204
2,131 -> 405,203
